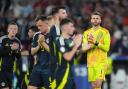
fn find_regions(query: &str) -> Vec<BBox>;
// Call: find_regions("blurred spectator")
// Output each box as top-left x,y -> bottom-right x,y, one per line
0,0 -> 11,15
0,15 -> 8,37
111,34 -> 128,56
0,0 -> 128,56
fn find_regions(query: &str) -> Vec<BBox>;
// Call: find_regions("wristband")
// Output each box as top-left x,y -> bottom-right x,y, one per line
94,41 -> 99,46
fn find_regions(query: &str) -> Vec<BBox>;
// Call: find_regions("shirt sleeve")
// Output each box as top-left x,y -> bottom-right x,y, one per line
31,34 -> 39,48
82,31 -> 88,49
0,38 -> 12,56
98,31 -> 111,52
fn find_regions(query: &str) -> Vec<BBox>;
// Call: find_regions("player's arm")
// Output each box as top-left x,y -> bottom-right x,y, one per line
40,42 -> 50,52
63,45 -> 79,61
98,32 -> 110,52
0,39 -> 12,56
63,34 -> 82,61
31,34 -> 40,55
0,44 -> 10,56
31,45 -> 40,55
82,31 -> 93,52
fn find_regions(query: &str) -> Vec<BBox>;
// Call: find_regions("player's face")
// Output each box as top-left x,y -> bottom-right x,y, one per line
28,29 -> 35,39
91,15 -> 101,26
36,20 -> 49,33
66,23 -> 75,36
8,25 -> 18,37
58,9 -> 67,20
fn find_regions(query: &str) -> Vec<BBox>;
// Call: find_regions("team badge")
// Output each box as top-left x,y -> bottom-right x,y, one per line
1,82 -> 5,87
60,47 -> 65,53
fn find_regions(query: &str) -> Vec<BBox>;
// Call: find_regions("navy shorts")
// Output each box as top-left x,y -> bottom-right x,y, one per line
29,65 -> 51,89
0,71 -> 13,89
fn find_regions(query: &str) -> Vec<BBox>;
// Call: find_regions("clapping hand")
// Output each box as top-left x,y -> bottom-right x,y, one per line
73,34 -> 82,48
11,42 -> 19,51
87,33 -> 95,44
38,34 -> 45,47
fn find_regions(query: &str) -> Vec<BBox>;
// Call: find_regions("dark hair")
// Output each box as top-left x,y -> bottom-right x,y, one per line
35,15 -> 47,22
51,6 -> 66,15
91,11 -> 102,18
60,18 -> 73,27
29,25 -> 39,32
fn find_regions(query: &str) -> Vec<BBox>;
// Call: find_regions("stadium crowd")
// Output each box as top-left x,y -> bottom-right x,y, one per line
0,0 -> 128,55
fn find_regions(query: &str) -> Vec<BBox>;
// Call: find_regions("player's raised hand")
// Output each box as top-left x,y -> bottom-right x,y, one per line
87,33 -> 95,44
11,42 -> 19,50
74,34 -> 82,48
38,34 -> 45,45
84,43 -> 93,51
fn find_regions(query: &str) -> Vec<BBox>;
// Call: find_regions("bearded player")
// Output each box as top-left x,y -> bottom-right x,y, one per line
82,11 -> 110,89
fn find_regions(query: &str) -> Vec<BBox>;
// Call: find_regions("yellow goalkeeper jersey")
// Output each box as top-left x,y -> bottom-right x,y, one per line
82,26 -> 110,67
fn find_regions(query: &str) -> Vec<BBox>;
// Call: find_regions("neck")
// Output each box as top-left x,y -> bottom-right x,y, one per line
62,32 -> 70,39
8,34 -> 15,39
53,16 -> 60,26
46,28 -> 50,35
92,25 -> 100,30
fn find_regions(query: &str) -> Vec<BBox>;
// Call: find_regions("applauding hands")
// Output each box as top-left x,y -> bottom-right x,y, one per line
73,34 -> 82,48
87,33 -> 96,44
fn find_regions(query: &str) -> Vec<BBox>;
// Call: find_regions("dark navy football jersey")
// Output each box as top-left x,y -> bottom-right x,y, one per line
56,36 -> 75,68
32,32 -> 50,66
0,35 -> 21,71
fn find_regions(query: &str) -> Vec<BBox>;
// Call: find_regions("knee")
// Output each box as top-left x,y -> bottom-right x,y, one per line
92,80 -> 102,89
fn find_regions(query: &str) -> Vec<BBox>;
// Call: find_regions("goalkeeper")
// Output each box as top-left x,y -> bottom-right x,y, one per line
82,11 -> 110,89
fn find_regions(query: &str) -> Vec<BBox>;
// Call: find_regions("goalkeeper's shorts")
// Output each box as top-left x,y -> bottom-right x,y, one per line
88,65 -> 107,82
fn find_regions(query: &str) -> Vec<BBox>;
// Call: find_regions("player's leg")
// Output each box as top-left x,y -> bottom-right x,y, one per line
28,68 -> 42,89
91,80 -> 102,89
7,71 -> 13,89
91,66 -> 106,89
41,69 -> 51,89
